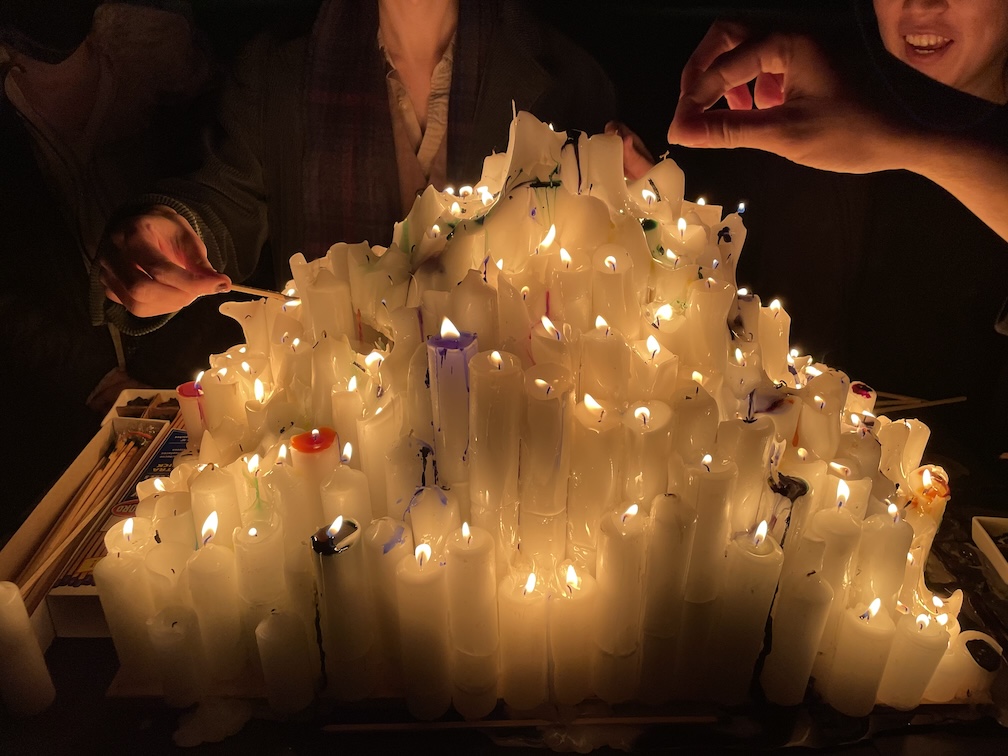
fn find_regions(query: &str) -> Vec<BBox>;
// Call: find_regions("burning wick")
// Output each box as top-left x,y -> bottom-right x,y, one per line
702,453 -> 712,473
415,543 -> 431,568
859,597 -> 882,622
622,503 -> 639,524
753,520 -> 768,548
523,572 -> 537,596
462,521 -> 472,545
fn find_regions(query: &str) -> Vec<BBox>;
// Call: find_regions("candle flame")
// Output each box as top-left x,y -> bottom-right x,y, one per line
584,393 -> 603,414
702,453 -> 713,467
533,378 -> 551,394
343,442 -> 353,463
450,200 -> 462,216
851,413 -> 861,426
922,468 -> 933,488
415,543 -> 432,567
347,375 -> 358,392
828,462 -> 851,477
440,317 -> 461,339
737,287 -> 749,296
490,351 -> 502,368
153,478 -> 166,493
916,614 -> 931,630
754,520 -> 768,547
734,347 -> 745,366
444,186 -> 455,196
860,597 -> 882,621
459,185 -> 473,197
691,371 -> 704,385
595,315 -> 610,333
937,613 -> 949,626
365,350 -> 384,371
604,255 -> 618,271
278,444 -> 288,462
565,564 -> 580,591
540,315 -> 561,339
738,201 -> 746,213
805,365 -> 823,378
247,454 -> 260,475
496,258 -> 504,270
641,188 -> 657,205
887,502 -> 899,518
634,406 -> 651,427
327,516 -> 344,538
654,303 -> 673,323
837,479 -> 850,508
202,511 -> 218,543
646,335 -> 661,359
218,367 -> 229,378
478,186 -> 493,205
560,247 -> 572,266
248,527 -> 258,537
240,361 -> 251,374
622,503 -> 639,523
291,337 -> 301,349
814,394 -> 825,409
124,517 -> 134,540
933,596 -> 944,609
524,572 -> 537,594
539,224 -> 557,249
462,521 -> 471,540
195,370 -> 205,386
254,378 -> 265,403
907,551 -> 914,565
770,298 -> 782,311
697,197 -> 706,206
666,249 -> 678,262
677,217 -> 687,237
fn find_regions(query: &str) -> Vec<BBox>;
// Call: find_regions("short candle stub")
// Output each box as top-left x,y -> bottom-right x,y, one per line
311,517 -> 359,556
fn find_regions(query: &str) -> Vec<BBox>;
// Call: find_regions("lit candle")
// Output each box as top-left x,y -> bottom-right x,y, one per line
757,298 -> 792,386
667,379 -> 719,493
310,516 -> 377,700
519,363 -> 575,570
444,522 -> 498,720
708,521 -> 784,704
396,544 -> 452,720
363,517 -> 414,674
716,416 -> 774,535
0,581 -> 55,716
628,334 -> 679,405
199,366 -> 246,432
233,516 -> 287,609
175,379 -> 206,451
681,455 -> 737,603
578,316 -> 631,405
549,562 -> 599,705
594,503 -> 646,703
621,402 -> 672,513
144,541 -> 192,612
852,503 -> 913,607
592,244 -> 641,339
149,491 -> 197,550
290,426 -> 339,494
497,571 -> 548,710
530,315 -> 579,374
189,465 -> 242,550
186,512 -> 245,681
427,317 -> 479,485
567,393 -> 622,572
876,612 -> 949,710
448,268 -> 499,348
356,393 -> 403,518
546,247 -> 593,334
320,444 -> 373,527
331,375 -> 364,469
403,486 -> 461,560
467,350 -> 523,571
823,597 -> 896,717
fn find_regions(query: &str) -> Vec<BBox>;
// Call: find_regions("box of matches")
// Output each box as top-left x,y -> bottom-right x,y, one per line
0,390 -> 182,646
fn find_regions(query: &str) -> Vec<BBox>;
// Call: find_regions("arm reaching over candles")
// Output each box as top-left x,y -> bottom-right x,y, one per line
668,9 -> 1008,244
98,205 -> 231,319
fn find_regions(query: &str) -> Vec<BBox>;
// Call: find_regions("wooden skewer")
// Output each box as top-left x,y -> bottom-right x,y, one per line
229,283 -> 290,301
874,396 -> 967,413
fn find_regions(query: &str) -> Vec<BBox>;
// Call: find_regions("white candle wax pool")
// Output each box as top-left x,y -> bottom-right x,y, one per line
0,581 -> 55,717
396,544 -> 452,720
498,572 -> 548,710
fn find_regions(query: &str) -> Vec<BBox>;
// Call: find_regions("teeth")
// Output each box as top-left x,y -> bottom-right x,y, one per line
905,33 -> 951,49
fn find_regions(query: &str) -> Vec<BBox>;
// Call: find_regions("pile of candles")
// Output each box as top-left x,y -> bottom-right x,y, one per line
94,113 -> 1002,720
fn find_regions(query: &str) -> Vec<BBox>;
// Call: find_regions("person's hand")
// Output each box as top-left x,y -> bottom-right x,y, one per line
98,205 -> 231,318
606,120 -> 655,181
668,22 -> 905,174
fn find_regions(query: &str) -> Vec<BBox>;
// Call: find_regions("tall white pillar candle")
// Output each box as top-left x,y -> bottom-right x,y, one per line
256,610 -> 317,715
146,604 -> 208,707
876,612 -> 949,710
621,401 -> 672,512
824,598 -> 896,717
363,517 -> 414,675
549,563 -> 599,705
189,465 -> 242,550
681,456 -> 737,603
0,582 -> 55,717
427,317 -> 479,484
498,572 -> 548,710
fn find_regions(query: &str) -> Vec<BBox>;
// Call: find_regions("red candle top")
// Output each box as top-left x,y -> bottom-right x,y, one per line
291,427 -> 337,454
176,381 -> 204,398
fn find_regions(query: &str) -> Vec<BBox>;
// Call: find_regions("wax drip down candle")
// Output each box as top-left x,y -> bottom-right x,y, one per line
427,317 -> 479,485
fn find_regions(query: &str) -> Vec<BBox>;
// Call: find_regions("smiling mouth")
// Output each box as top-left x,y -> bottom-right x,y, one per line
904,34 -> 953,54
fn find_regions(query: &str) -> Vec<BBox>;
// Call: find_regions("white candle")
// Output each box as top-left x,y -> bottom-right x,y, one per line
189,465 -> 242,550
824,598 -> 896,717
356,393 -> 403,518
444,523 -> 498,719
331,376 -> 364,468
310,516 -> 377,700
549,563 -> 599,705
530,315 -> 579,374
716,416 -> 774,534
200,366 -> 246,432
546,247 -> 593,334
290,427 -> 339,494
592,244 -> 640,339
468,350 -> 523,569
385,435 -> 438,519
403,486 -> 461,560
621,401 -> 672,512
709,521 -> 784,704
681,455 -> 737,603
255,610 -> 318,714
186,513 -> 245,681
449,268 -> 499,348
876,612 -> 949,710
144,541 -> 192,611
362,517 -> 414,675
427,317 -> 479,484
396,544 -> 452,720
578,316 -> 631,404
853,503 -> 913,607
667,379 -> 719,492
233,516 -> 287,608
320,451 -> 373,527
150,491 -> 197,550
594,503 -> 646,703
146,605 -> 208,707
567,394 -> 622,572
498,571 -> 548,710
0,581 -> 55,716
519,363 -> 575,570
760,535 -> 833,706
628,335 -> 679,405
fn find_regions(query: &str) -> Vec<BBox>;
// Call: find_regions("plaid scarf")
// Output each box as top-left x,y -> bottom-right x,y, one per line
303,0 -> 494,260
